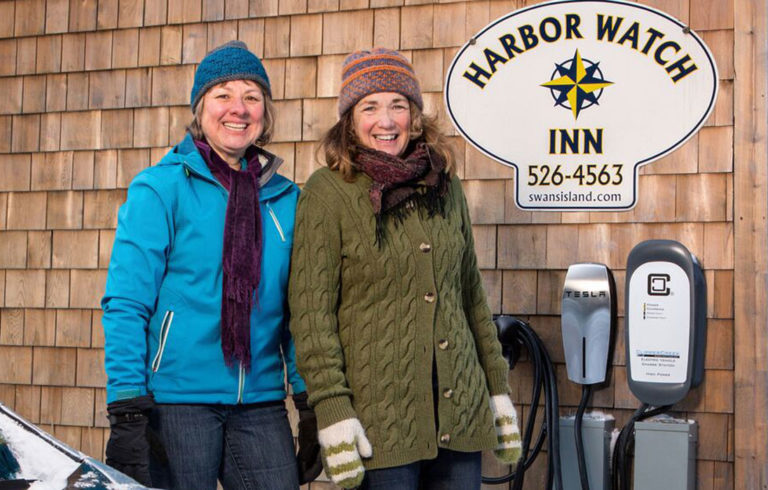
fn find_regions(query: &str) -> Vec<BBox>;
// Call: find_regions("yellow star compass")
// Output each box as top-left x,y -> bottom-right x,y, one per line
541,50 -> 613,120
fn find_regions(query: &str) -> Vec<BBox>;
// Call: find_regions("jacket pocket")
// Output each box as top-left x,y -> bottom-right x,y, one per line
151,310 -> 174,372
266,202 -> 288,244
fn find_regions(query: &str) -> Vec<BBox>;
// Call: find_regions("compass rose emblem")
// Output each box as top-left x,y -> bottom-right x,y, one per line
541,50 -> 613,120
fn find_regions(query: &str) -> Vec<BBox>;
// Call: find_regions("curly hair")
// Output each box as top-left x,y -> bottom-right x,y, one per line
317,102 -> 456,182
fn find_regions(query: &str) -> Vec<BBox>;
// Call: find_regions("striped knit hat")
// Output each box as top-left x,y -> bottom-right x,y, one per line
338,48 -> 423,116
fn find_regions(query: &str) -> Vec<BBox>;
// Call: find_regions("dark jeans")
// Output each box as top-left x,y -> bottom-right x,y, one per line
359,449 -> 482,490
148,402 -> 298,490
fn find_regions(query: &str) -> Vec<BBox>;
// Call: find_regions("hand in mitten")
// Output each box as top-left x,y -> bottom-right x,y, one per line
292,392 -> 323,484
489,394 -> 522,465
317,418 -> 372,489
105,394 -> 155,486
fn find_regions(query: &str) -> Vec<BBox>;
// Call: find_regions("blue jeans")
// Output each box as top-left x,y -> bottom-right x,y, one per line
359,449 -> 481,490
148,402 -> 298,490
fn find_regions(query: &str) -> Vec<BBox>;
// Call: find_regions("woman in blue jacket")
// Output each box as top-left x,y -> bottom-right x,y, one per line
101,41 -> 320,489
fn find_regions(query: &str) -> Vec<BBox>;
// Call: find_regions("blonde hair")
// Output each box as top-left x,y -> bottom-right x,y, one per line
187,82 -> 275,147
318,102 -> 456,182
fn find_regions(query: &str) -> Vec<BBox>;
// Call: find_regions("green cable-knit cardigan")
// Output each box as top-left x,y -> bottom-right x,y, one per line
288,167 -> 511,470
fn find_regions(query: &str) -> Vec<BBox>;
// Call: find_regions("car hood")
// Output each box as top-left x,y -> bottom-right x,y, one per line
0,404 -> 151,489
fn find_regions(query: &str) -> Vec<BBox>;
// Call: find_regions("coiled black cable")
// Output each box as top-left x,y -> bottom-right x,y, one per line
483,316 -> 562,490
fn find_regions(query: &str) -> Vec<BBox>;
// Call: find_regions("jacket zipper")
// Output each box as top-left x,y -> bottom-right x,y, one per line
237,363 -> 245,403
266,203 -> 286,242
151,310 -> 174,372
182,162 -> 228,195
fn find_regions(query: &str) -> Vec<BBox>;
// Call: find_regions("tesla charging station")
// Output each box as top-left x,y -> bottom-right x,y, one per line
560,263 -> 615,490
561,263 -> 614,386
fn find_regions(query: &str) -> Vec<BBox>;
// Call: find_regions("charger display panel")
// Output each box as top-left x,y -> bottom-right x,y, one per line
627,261 -> 691,384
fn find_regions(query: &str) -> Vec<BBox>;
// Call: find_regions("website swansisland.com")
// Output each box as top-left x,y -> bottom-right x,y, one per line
527,190 -> 623,203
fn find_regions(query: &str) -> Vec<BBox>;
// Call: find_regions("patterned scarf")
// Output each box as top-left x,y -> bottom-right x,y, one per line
195,139 -> 262,372
354,141 -> 449,245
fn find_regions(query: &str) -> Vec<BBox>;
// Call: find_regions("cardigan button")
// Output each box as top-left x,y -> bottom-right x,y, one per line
438,339 -> 449,350
443,388 -> 453,399
424,292 -> 436,303
419,242 -> 432,253
440,433 -> 451,444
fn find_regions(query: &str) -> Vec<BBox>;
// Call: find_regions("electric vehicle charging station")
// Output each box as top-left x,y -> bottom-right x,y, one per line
615,239 -> 707,490
489,242 -> 706,489
559,263 -> 615,490
561,263 -> 615,386
625,240 -> 707,406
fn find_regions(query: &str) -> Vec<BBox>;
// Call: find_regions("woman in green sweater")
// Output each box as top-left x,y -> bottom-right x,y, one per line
289,48 -> 522,490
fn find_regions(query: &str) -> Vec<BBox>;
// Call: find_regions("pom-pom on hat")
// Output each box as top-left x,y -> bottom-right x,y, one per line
338,48 -> 423,116
190,40 -> 271,112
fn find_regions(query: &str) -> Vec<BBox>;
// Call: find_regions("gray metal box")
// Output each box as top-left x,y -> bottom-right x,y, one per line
633,418 -> 697,490
559,415 -> 614,490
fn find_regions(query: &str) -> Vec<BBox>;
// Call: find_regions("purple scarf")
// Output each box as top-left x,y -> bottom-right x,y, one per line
195,139 -> 262,371
354,142 -> 448,245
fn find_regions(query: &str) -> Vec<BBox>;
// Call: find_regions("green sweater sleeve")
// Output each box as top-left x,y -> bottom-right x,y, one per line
455,179 -> 511,396
288,181 -> 357,429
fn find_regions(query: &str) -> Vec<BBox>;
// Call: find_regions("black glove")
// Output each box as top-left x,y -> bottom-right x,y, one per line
105,394 -> 155,487
293,392 -> 323,484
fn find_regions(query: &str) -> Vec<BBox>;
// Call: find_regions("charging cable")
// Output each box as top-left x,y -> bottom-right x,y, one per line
483,316 -> 563,490
574,384 -> 593,490
611,403 -> 672,490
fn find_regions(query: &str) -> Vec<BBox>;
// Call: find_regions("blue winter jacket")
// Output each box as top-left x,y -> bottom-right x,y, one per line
102,134 -> 306,404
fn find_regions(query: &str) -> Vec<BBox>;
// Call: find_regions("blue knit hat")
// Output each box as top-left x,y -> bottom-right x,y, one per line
190,41 -> 271,112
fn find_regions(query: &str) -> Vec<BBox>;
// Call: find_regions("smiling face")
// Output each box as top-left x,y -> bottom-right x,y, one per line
352,92 -> 411,157
199,80 -> 265,168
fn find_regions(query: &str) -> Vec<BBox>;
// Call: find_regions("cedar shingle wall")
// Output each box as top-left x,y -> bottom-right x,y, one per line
0,0 -> 747,488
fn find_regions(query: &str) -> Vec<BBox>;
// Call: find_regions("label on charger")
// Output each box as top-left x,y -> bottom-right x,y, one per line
628,261 -> 690,383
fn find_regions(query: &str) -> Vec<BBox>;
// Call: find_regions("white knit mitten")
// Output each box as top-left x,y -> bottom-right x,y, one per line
317,418 -> 373,489
489,394 -> 523,464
